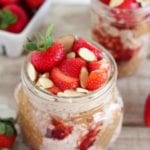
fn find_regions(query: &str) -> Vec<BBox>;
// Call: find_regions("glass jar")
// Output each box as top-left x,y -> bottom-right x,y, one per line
91,0 -> 150,77
15,45 -> 123,150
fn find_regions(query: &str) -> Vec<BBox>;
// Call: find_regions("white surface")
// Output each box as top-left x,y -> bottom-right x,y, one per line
0,0 -> 52,58
53,0 -> 90,5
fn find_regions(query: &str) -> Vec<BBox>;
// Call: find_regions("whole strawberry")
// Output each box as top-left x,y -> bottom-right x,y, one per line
0,118 -> 17,149
0,4 -> 28,33
26,0 -> 45,9
0,0 -> 18,6
26,25 -> 66,73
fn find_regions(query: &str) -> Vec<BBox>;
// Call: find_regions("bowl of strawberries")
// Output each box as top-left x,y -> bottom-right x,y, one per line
0,0 -> 52,57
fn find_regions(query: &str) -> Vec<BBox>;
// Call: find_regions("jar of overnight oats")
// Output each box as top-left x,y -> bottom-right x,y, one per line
91,0 -> 150,77
15,44 -> 123,150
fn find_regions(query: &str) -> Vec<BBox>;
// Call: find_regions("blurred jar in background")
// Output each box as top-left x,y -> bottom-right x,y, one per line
91,0 -> 150,77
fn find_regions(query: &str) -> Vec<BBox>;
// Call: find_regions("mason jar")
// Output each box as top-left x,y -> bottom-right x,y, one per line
15,44 -> 123,150
91,0 -> 150,77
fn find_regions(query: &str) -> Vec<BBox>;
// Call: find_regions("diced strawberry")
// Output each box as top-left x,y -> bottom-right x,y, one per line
72,38 -> 103,60
46,117 -> 73,140
59,58 -> 86,78
144,94 -> 150,127
86,70 -> 108,91
26,0 -> 45,9
51,67 -> 79,91
117,0 -> 141,9
48,85 -> 61,95
88,59 -> 111,73
2,4 -> 28,33
31,41 -> 66,73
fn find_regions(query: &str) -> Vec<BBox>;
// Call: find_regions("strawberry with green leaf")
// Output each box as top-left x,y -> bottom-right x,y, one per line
0,118 -> 17,149
26,25 -> 66,73
0,4 -> 28,33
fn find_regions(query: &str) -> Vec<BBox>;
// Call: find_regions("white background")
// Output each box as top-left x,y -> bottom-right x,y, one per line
53,0 -> 90,4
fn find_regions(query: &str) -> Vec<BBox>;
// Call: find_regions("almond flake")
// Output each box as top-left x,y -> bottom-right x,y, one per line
67,52 -> 76,58
109,0 -> 124,7
27,63 -> 38,82
64,90 -> 85,96
137,0 -> 150,7
58,35 -> 76,52
80,67 -> 89,88
37,77 -> 53,89
41,73 -> 49,78
76,88 -> 89,93
78,48 -> 97,62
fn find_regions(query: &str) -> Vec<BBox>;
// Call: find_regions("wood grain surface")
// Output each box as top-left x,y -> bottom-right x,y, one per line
0,4 -> 150,150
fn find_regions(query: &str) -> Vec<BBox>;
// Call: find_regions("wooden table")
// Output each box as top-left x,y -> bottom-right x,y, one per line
0,4 -> 150,150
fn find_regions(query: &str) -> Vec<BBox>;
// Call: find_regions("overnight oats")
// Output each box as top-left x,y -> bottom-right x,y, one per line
15,28 -> 123,150
91,0 -> 150,77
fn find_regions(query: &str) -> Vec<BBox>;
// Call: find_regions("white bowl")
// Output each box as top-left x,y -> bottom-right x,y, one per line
0,0 -> 52,58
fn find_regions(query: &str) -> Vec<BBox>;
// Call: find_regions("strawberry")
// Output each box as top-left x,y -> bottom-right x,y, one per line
72,38 -> 103,60
0,4 -> 28,33
86,70 -> 108,91
144,94 -> 150,127
88,59 -> 111,73
51,67 -> 79,91
48,85 -> 61,95
0,0 -> 18,6
26,0 -> 45,9
117,0 -> 141,9
0,118 -> 17,148
59,58 -> 86,78
26,25 -> 66,73
100,0 -> 110,5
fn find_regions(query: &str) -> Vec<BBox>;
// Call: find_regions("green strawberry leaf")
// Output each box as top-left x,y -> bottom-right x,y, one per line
0,9 -> 17,29
0,122 -> 5,135
5,124 -> 15,136
26,41 -> 38,52
46,24 -> 54,38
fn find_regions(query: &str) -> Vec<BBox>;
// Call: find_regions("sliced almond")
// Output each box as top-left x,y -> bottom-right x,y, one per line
76,88 -> 89,93
67,52 -> 76,58
109,0 -> 124,7
27,63 -> 38,82
78,48 -> 97,62
41,73 -> 49,78
58,35 -> 76,52
37,77 -> 53,89
137,0 -> 150,7
80,67 -> 89,88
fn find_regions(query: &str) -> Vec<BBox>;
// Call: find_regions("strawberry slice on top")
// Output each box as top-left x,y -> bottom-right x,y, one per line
26,25 -> 66,73
0,4 -> 28,33
72,38 -> 103,60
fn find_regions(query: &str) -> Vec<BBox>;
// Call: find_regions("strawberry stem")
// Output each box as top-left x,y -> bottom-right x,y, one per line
26,24 -> 54,52
0,9 -> 17,29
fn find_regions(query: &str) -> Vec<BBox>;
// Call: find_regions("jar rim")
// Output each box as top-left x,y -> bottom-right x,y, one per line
21,40 -> 117,104
92,0 -> 150,15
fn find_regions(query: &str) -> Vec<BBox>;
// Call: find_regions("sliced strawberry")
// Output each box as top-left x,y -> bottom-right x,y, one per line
86,70 -> 108,91
48,85 -> 61,95
117,0 -> 141,9
59,58 -> 86,78
144,94 -> 150,127
72,38 -> 103,60
101,0 -> 110,5
51,67 -> 79,91
26,0 -> 45,9
46,117 -> 73,140
31,41 -> 66,73
88,59 -> 111,73
1,4 -> 28,33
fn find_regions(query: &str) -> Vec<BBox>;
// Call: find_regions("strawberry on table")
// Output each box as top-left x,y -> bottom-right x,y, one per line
72,38 -> 103,60
59,58 -> 86,78
26,25 -> 66,73
144,94 -> 150,127
0,118 -> 17,149
51,67 -> 79,91
0,4 -> 28,33
26,0 -> 45,9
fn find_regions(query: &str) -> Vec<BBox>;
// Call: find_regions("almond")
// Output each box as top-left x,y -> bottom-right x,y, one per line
80,67 -> 89,88
41,73 -> 49,78
76,88 -> 89,93
137,0 -> 150,7
109,0 -> 124,7
27,63 -> 38,82
58,35 -> 76,52
67,52 -> 76,58
37,77 -> 54,89
78,48 -> 97,62
57,90 -> 85,97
